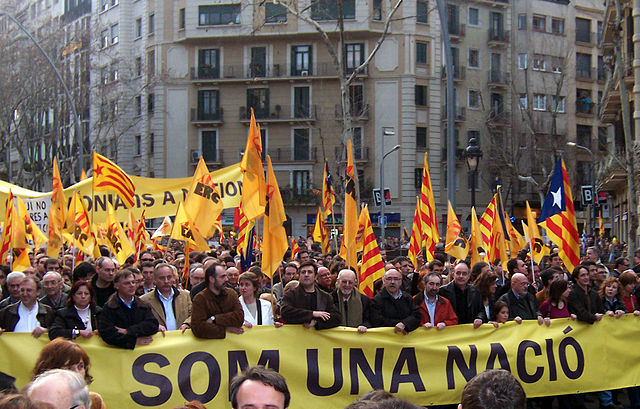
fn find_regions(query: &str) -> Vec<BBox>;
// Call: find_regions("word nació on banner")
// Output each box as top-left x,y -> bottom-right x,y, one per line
0,163 -> 242,228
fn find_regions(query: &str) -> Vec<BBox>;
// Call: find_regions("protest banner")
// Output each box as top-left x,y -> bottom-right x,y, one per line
1,316 -> 639,408
0,164 -> 242,232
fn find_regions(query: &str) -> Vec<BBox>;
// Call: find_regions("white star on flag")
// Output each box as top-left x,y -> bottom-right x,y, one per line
551,187 -> 562,209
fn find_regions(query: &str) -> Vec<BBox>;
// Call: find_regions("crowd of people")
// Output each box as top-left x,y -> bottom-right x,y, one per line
0,235 -> 638,408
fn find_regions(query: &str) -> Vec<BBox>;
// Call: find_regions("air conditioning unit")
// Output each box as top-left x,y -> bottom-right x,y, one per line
301,70 -> 309,76
190,149 -> 200,163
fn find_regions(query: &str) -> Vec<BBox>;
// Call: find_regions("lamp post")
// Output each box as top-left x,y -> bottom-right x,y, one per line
567,141 -> 597,237
464,138 -> 483,208
380,127 -> 399,249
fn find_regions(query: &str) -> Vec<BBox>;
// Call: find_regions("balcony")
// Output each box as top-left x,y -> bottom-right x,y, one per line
334,146 -> 370,163
598,67 -> 606,81
488,30 -> 509,47
441,105 -> 466,122
334,103 -> 370,121
280,187 -> 320,206
575,31 -> 596,45
268,147 -> 318,163
441,65 -> 466,82
487,107 -> 510,125
191,149 -> 224,166
239,105 -> 317,123
576,67 -> 593,81
190,61 -> 341,83
448,23 -> 465,41
488,70 -> 509,87
576,100 -> 595,116
190,107 -> 224,126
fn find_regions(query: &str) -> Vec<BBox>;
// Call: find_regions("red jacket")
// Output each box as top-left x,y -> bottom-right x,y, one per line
413,292 -> 458,326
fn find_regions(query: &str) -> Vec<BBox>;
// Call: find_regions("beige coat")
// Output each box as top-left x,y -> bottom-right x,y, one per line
140,287 -> 192,328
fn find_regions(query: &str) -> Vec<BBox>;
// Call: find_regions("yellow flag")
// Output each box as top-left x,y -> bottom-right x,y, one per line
170,203 -> 210,252
355,205 -> 369,254
0,191 -> 15,263
184,157 -> 224,237
468,207 -> 486,267
151,216 -> 173,239
261,155 -> 288,278
64,192 -> 95,256
105,203 -> 135,265
342,140 -> 359,268
12,249 -> 32,272
312,207 -> 330,253
10,198 -> 29,251
48,158 -> 66,257
525,201 -> 549,264
444,201 -> 469,261
80,169 -> 87,181
16,197 -> 48,250
240,109 -> 266,221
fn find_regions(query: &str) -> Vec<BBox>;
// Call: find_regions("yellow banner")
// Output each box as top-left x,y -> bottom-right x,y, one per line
0,164 -> 242,230
1,317 -> 639,408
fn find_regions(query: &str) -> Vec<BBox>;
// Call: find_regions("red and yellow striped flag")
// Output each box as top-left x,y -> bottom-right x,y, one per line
478,194 -> 497,249
0,191 -> 14,263
133,209 -> 150,260
92,151 -> 136,208
312,207 -> 330,253
240,110 -> 266,221
290,237 -> 300,260
235,204 -> 255,258
358,205 -> 385,298
322,161 -> 335,218
444,201 -> 469,261
419,152 -> 439,261
408,196 -> 422,270
64,192 -> 95,256
468,207 -> 486,267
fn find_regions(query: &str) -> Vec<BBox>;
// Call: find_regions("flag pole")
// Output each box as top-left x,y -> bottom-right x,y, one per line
330,212 -> 338,253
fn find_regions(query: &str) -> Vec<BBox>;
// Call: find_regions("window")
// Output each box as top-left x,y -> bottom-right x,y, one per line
291,45 -> 311,76
110,0 -> 118,6
598,56 -> 605,80
518,14 -> 526,29
417,0 -> 428,24
149,133 -> 155,154
135,57 -> 142,77
147,50 -> 155,76
198,4 -> 241,25
250,47 -> 266,77
293,171 -> 310,195
101,29 -> 108,48
110,24 -> 119,44
135,135 -> 141,156
349,85 -> 364,116
179,8 -> 185,29
551,57 -> 564,74
100,0 -> 108,12
577,125 -> 592,149
551,18 -> 564,34
311,0 -> 355,20
149,14 -> 154,34
345,43 -> 364,74
532,15 -> 545,32
135,95 -> 141,116
147,93 -> 155,114
293,129 -> 310,160
597,21 -> 603,44
575,17 -> 591,43
416,127 -> 427,149
532,55 -> 546,71
247,88 -> 270,118
198,49 -> 220,79
533,94 -> 546,111
416,42 -> 428,65
135,18 -> 142,38
468,49 -> 480,68
415,85 -> 427,106
576,53 -> 591,79
414,168 -> 422,189
110,62 -> 118,82
373,0 -> 382,21
265,2 -> 286,23
518,53 -> 527,69
598,127 -> 608,151
197,90 -> 220,120
352,127 -> 363,159
468,90 -> 481,109
552,96 -> 566,113
468,7 -> 480,27
519,93 -> 527,109
201,130 -> 218,162
294,86 -> 311,118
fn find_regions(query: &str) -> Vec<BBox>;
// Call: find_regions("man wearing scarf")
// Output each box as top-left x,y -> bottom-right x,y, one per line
331,269 -> 371,333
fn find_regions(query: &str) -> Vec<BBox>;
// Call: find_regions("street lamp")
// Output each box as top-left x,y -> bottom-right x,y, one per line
567,141 -> 598,237
464,137 -> 483,208
380,127 -> 399,249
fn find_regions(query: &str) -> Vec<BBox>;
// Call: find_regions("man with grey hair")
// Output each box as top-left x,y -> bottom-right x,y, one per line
331,269 -> 371,333
370,269 -> 421,333
91,257 -> 116,307
141,263 -> 192,334
27,369 -> 90,409
0,271 -> 25,309
40,271 -> 68,310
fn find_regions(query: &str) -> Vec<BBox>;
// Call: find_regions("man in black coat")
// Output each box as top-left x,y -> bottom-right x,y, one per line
331,269 -> 371,333
370,269 -> 421,333
568,265 -> 605,324
498,273 -> 549,326
98,269 -> 158,349
438,262 -> 483,324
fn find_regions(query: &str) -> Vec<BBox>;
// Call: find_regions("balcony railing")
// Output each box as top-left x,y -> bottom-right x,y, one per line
441,105 -> 466,121
190,107 -> 224,122
268,147 -> 318,162
488,107 -> 510,123
442,65 -> 466,81
488,70 -> 509,85
239,105 -> 317,121
576,67 -> 592,80
190,62 -> 342,80
488,30 -> 509,44
449,23 -> 465,37
575,31 -> 595,44
334,103 -> 370,120
576,100 -> 595,115
195,149 -> 224,165
334,146 -> 370,162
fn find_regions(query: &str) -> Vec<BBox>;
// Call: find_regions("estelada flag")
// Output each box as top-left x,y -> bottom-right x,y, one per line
538,157 -> 580,272
261,155 -> 288,278
240,109 -> 266,221
105,202 -> 135,266
358,205 -> 385,298
444,201 -> 469,261
92,151 -> 135,208
184,157 -> 224,237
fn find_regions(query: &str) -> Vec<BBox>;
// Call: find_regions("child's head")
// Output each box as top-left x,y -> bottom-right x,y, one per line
492,300 -> 509,323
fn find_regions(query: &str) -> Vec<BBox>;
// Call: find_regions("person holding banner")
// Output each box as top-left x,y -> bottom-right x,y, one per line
140,264 -> 192,334
48,280 -> 101,340
238,271 -> 280,328
370,269 -> 421,334
438,262 -> 483,325
0,276 -> 55,338
413,272 -> 458,330
331,269 -> 371,333
497,273 -> 548,326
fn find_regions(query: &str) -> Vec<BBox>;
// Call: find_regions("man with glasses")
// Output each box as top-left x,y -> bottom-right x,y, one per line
370,269 -> 421,333
498,273 -> 549,325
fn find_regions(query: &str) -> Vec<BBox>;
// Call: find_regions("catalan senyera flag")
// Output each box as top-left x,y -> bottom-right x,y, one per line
261,155 -> 288,279
48,158 -> 66,257
0,191 -> 14,263
290,237 -> 301,260
64,192 -> 95,255
525,201 -> 549,264
312,207 -> 330,253
16,197 -> 48,250
170,203 -> 210,252
133,209 -> 150,260
342,140 -> 359,269
599,211 -> 605,237
184,157 -> 224,237
538,157 -> 581,272
358,205 -> 385,298
444,201 -> 469,261
322,161 -> 335,218
496,186 -> 525,256
92,151 -> 136,209
419,152 -> 439,261
479,194 -> 497,249
484,193 -> 508,269
235,204 -> 255,259
408,196 -> 422,270
240,109 -> 266,221
105,203 -> 135,265
151,216 -> 172,239
468,207 -> 486,267
402,226 -> 410,242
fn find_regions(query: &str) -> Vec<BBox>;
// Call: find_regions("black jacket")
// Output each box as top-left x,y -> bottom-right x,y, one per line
568,284 -> 604,324
602,296 -> 626,313
90,275 -> 115,307
331,290 -> 372,328
0,301 -> 55,332
49,305 -> 102,340
98,293 -> 158,349
438,281 -> 484,324
280,285 -> 341,329
498,290 -> 541,320
370,289 -> 421,332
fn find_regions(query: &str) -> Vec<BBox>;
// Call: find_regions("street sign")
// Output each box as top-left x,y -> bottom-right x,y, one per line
372,188 -> 392,206
378,216 -> 387,227
581,185 -> 594,207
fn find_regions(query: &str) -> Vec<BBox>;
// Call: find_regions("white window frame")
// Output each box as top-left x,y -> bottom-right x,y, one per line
519,93 -> 528,109
467,7 -> 480,27
532,55 -> 546,71
110,24 -> 119,45
533,94 -> 546,111
518,53 -> 527,70
552,96 -> 566,113
468,48 -> 480,69
468,89 -> 481,109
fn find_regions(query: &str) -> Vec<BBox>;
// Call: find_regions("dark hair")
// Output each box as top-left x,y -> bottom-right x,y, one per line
298,261 -> 317,275
615,257 -> 629,270
238,271 -> 260,297
139,261 -> 154,270
571,265 -> 588,283
229,366 -> 290,409
44,258 -> 59,270
32,338 -> 94,385
473,270 -> 498,301
506,258 -> 520,275
204,262 -> 224,287
72,262 -> 96,282
114,269 -> 133,284
491,300 -> 509,321
428,259 -> 444,270
618,270 -> 638,297
599,276 -> 619,299
422,271 -> 442,284
541,267 -> 562,288
548,279 -> 568,304
471,262 -> 490,281
460,369 -> 526,409
66,280 -> 95,309
283,262 -> 298,272
392,256 -> 411,265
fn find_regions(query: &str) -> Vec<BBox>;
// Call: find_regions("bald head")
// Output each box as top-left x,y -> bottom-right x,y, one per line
383,269 -> 402,296
337,269 -> 357,296
511,273 -> 529,297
